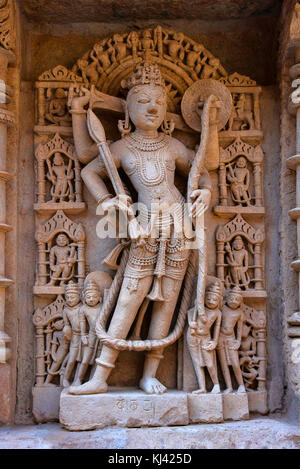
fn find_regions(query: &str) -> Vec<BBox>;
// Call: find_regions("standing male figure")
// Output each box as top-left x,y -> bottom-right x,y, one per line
62,281 -> 82,388
217,286 -> 246,393
187,282 -> 222,394
69,62 -> 219,395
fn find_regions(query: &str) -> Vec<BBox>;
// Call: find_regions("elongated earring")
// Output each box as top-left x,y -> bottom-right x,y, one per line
161,116 -> 175,136
118,101 -> 131,138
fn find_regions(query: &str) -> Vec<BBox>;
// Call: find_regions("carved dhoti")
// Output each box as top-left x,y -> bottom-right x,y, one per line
124,236 -> 190,295
217,332 -> 239,366
191,335 -> 216,368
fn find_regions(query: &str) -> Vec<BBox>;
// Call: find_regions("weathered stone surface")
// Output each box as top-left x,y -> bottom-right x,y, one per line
1,418 -> 300,449
247,391 -> 268,415
223,393 -> 249,421
19,0 -> 280,23
32,386 -> 62,423
187,393 -> 223,423
60,389 -> 189,430
0,364 -> 11,424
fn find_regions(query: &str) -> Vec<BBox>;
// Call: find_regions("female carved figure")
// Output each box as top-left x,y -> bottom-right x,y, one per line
68,63 -> 218,395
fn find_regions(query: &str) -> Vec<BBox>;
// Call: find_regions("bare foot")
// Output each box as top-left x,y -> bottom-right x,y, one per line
68,379 -> 108,395
211,384 -> 221,394
237,385 -> 246,393
223,387 -> 233,394
192,388 -> 206,394
139,376 -> 166,394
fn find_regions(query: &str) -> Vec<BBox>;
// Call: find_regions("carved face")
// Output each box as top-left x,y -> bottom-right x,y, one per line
53,319 -> 64,331
53,152 -> 64,165
205,292 -> 219,309
226,293 -> 242,309
85,290 -> 101,307
65,291 -> 80,307
127,84 -> 166,132
232,236 -> 244,251
236,157 -> 247,168
56,233 -> 69,247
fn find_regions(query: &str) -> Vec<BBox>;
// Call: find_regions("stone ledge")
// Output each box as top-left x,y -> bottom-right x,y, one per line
0,417 -> 300,449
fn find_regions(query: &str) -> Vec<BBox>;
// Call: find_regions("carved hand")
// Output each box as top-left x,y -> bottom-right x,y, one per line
81,335 -> 89,346
202,340 -> 216,350
71,86 -> 91,110
63,325 -> 72,342
228,339 -> 240,350
189,188 -> 211,218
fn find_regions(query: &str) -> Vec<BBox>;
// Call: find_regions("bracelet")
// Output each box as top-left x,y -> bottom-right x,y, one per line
97,193 -> 113,205
69,109 -> 87,115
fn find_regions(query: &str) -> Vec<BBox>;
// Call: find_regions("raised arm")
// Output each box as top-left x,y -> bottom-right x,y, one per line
70,88 -> 99,164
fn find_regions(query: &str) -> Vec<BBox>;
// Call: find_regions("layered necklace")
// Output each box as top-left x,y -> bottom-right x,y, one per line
125,132 -> 169,187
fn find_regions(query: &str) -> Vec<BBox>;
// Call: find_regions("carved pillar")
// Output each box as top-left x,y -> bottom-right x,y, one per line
216,241 -> 225,284
253,243 -> 263,290
286,46 -> 300,334
256,323 -> 267,391
0,49 -> 15,364
218,163 -> 227,206
0,0 -> 16,424
253,162 -> 263,207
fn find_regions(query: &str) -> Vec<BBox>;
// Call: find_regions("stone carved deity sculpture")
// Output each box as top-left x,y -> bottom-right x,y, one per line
225,235 -> 250,289
45,318 -> 69,385
61,281 -> 82,387
187,282 -> 222,394
67,62 -> 227,396
217,286 -> 246,394
48,233 -> 77,286
75,280 -> 103,386
47,152 -> 75,203
226,156 -> 251,206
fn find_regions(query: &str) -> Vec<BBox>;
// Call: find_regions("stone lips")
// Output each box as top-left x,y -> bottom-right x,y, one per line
181,78 -> 233,132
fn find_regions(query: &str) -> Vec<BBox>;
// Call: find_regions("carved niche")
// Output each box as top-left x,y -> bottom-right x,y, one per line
33,295 -> 66,386
216,214 -> 265,297
240,303 -> 267,392
214,137 -> 264,217
34,210 -> 86,295
34,133 -> 85,214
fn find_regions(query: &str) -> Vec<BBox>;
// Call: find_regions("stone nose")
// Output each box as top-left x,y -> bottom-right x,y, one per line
147,103 -> 158,114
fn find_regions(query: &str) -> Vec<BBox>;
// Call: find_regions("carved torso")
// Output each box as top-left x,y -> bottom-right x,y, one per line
121,133 -> 183,208
220,306 -> 243,336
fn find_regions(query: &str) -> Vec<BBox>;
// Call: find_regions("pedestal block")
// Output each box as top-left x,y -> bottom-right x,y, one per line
223,392 -> 249,421
187,393 -> 223,423
60,388 -> 189,431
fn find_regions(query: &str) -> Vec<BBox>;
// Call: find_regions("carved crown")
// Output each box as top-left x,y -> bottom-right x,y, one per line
121,63 -> 165,91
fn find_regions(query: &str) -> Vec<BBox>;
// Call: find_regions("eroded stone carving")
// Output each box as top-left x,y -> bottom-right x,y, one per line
34,133 -> 85,214
32,28 -> 267,427
34,210 -> 85,294
216,214 -> 265,295
67,62 -> 227,397
187,281 -> 222,394
33,295 -> 66,386
217,286 -> 246,394
215,138 -> 264,216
